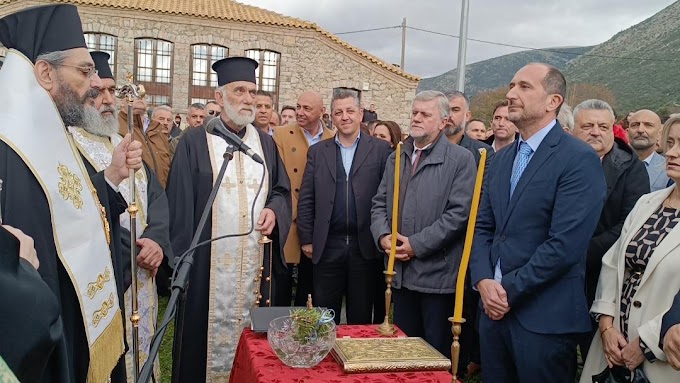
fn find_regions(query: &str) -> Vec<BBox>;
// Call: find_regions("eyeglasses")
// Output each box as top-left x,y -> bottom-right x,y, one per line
208,110 -> 221,116
59,64 -> 98,78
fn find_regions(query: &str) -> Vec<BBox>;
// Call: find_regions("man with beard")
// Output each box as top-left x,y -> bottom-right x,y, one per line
628,109 -> 671,191
445,91 -> 494,168
68,51 -> 170,382
166,57 -> 291,381
0,5 -> 142,383
469,63 -> 606,382
444,90 -> 492,377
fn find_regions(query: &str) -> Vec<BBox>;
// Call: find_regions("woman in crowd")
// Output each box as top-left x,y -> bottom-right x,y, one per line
372,120 -> 401,150
581,116 -> 680,381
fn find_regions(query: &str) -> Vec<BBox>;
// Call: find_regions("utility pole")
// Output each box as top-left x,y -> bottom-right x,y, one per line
400,17 -> 406,70
456,0 -> 470,92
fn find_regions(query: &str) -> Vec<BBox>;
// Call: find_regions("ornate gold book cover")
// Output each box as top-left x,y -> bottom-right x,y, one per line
331,337 -> 451,373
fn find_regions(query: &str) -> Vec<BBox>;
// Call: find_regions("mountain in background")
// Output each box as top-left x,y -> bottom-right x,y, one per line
565,0 -> 680,113
418,46 -> 592,96
418,1 -> 680,114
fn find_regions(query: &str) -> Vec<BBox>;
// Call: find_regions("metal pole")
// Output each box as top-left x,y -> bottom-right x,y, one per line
456,0 -> 470,92
400,17 -> 406,70
127,98 -> 141,382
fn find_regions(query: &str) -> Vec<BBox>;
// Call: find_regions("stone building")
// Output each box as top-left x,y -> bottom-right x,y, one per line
0,0 -> 420,128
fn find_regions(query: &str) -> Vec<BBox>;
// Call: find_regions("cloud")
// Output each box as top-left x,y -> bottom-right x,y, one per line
238,0 -> 677,77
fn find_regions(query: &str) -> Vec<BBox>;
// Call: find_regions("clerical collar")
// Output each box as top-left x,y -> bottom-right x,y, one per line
224,120 -> 247,138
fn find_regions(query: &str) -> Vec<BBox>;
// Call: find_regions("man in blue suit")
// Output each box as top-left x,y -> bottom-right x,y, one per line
469,63 -> 607,383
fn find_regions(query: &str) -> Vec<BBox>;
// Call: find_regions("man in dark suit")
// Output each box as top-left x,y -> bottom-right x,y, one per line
297,90 -> 391,324
469,63 -> 607,383
663,290 -> 680,370
570,99 -> 650,358
445,90 -> 493,376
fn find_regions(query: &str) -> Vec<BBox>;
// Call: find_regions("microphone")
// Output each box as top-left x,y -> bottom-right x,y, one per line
206,118 -> 264,164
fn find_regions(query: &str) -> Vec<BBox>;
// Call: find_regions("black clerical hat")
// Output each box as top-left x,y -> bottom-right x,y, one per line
0,4 -> 87,63
212,57 -> 258,86
91,51 -> 113,79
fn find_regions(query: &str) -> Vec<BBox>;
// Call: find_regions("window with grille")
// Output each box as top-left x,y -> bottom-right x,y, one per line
189,44 -> 228,106
191,98 -> 209,105
246,49 -> 281,109
134,38 -> 173,106
84,33 -> 117,76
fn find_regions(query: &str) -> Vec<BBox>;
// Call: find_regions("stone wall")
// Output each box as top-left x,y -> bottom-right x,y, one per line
0,1 -> 418,130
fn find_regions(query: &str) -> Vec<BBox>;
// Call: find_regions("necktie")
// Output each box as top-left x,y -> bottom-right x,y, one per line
412,149 -> 422,172
510,141 -> 533,196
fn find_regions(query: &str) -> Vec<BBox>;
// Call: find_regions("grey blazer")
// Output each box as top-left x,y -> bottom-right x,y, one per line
647,151 -> 671,192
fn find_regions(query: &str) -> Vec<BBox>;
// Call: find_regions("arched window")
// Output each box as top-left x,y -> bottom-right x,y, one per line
84,33 -> 117,76
246,49 -> 281,109
134,38 -> 173,106
190,44 -> 228,106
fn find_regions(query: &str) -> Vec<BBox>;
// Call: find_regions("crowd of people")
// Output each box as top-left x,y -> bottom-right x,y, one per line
3,4 -> 680,383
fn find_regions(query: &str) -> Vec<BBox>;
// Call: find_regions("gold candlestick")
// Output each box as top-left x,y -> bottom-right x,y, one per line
376,270 -> 397,336
450,148 -> 487,382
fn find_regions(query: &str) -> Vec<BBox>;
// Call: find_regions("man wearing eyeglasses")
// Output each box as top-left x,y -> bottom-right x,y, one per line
206,100 -> 221,118
0,5 -> 143,382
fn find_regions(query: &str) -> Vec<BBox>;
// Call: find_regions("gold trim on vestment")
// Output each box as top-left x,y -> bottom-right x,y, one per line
0,50 -> 124,383
57,163 -> 84,209
92,293 -> 116,327
87,267 -> 112,299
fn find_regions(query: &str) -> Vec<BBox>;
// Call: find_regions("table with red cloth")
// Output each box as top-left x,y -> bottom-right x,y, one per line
229,324 -> 453,383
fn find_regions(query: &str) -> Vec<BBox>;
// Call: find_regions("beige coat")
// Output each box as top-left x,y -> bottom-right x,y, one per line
272,123 -> 334,264
581,185 -> 680,382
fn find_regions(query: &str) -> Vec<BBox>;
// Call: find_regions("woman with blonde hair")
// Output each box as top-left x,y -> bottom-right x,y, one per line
580,116 -> 680,382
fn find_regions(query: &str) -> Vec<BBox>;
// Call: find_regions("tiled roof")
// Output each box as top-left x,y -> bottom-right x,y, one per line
20,0 -> 419,81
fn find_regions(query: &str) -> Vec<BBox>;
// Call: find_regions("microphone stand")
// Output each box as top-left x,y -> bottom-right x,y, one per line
138,144 -> 237,383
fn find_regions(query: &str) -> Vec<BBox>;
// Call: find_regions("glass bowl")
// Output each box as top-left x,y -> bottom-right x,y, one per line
267,315 -> 337,368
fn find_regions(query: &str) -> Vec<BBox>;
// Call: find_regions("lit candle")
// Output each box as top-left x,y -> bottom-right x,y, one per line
386,142 -> 402,274
453,148 -> 487,321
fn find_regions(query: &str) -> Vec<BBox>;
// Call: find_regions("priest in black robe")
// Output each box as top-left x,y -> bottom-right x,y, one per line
166,57 -> 291,382
0,5 -> 142,383
0,225 -> 70,383
72,50 -> 171,382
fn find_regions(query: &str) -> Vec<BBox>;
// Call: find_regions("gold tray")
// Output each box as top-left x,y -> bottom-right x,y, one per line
331,337 -> 451,374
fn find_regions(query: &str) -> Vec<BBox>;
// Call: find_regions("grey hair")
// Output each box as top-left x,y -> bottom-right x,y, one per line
190,102 -> 206,110
446,90 -> 470,109
331,88 -> 361,110
573,99 -> 615,127
152,104 -> 173,118
557,103 -> 574,130
413,90 -> 449,119
35,51 -> 70,67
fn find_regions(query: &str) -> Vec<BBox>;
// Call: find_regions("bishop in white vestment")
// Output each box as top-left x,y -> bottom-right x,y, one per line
69,51 -> 169,382
0,5 -> 143,383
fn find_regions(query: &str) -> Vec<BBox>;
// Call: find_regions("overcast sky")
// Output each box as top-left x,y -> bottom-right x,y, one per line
238,0 -> 677,78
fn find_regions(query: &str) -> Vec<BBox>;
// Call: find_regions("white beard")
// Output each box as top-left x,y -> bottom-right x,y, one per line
82,105 -> 119,138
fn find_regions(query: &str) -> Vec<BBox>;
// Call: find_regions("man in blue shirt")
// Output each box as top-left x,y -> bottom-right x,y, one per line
297,90 -> 391,324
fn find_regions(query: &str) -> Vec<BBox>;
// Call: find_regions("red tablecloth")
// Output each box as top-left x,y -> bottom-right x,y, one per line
229,324 -> 453,383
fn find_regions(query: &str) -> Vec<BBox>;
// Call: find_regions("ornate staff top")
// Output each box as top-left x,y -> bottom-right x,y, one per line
114,73 -> 146,102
